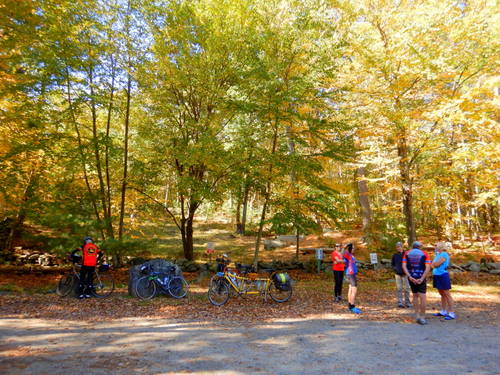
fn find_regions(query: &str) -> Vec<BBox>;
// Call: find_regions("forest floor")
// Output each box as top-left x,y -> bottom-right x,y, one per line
1,315 -> 498,375
2,222 -> 499,374
0,268 -> 499,374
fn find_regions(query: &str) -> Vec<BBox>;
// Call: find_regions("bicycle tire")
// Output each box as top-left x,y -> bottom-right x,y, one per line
135,276 -> 157,300
168,276 -> 189,299
56,273 -> 76,297
91,272 -> 115,298
268,281 -> 292,303
208,277 -> 230,306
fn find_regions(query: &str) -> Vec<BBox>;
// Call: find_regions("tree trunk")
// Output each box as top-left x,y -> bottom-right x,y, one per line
355,166 -> 372,238
89,66 -> 114,239
118,68 -> 131,240
104,56 -> 116,226
235,193 -> 242,234
397,134 -> 416,245
65,67 -> 105,240
118,0 -> 133,241
178,194 -> 198,261
253,125 -> 278,267
241,181 -> 250,235
180,210 -> 196,261
253,193 -> 270,268
295,227 -> 300,261
5,167 -> 39,252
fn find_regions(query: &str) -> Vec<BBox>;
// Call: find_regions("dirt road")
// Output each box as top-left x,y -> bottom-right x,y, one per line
1,314 -> 498,375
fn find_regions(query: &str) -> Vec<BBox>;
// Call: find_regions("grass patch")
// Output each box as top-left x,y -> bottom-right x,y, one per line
0,283 -> 25,294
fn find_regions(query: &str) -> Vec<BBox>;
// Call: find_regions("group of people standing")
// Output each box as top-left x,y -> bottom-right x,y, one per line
332,240 -> 455,325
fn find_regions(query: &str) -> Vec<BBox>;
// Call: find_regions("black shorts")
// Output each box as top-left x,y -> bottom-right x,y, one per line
346,274 -> 357,287
409,279 -> 427,294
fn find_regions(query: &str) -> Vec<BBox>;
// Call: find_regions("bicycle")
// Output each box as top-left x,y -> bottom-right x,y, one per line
56,258 -> 115,298
134,265 -> 189,300
207,258 -> 292,306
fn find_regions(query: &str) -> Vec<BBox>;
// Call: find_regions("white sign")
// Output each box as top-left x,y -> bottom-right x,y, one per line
370,253 -> 378,264
315,248 -> 324,260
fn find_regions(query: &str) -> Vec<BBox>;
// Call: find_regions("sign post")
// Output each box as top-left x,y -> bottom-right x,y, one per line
315,248 -> 324,273
370,252 -> 378,270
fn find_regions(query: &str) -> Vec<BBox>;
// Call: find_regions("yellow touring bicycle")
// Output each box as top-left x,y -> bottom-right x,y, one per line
208,256 -> 292,306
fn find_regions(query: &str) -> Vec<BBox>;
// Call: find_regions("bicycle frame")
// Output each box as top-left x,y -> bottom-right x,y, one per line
220,269 -> 272,298
71,263 -> 103,282
147,273 -> 173,290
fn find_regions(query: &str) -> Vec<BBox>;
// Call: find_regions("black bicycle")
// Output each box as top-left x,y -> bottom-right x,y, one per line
135,265 -> 189,300
56,259 -> 115,298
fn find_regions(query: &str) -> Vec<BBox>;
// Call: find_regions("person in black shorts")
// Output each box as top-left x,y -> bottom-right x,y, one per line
343,243 -> 361,314
402,241 -> 432,325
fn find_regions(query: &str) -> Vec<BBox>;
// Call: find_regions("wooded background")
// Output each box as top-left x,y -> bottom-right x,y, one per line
1,0 -> 498,264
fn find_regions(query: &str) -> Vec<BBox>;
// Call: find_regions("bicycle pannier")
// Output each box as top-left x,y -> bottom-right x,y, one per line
273,272 -> 291,291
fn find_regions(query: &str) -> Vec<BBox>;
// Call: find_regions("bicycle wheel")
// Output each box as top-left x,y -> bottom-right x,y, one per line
208,277 -> 230,306
91,272 -> 115,298
135,276 -> 157,300
268,281 -> 292,303
168,276 -> 189,299
56,273 -> 76,297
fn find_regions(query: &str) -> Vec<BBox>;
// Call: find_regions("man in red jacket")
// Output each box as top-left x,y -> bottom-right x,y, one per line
71,237 -> 103,299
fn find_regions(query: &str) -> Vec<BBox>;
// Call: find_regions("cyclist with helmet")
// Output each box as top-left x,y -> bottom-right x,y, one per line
71,236 -> 103,299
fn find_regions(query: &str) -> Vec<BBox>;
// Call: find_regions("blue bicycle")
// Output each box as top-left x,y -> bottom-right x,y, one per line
135,266 -> 189,300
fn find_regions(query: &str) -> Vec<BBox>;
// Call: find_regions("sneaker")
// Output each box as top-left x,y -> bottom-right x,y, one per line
405,303 -> 413,308
78,294 -> 85,299
84,294 -> 91,298
398,303 -> 405,308
433,310 -> 448,317
444,312 -> 456,320
416,318 -> 428,325
350,307 -> 362,314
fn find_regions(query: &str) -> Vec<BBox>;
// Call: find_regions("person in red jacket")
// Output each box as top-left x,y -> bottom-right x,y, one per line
331,243 -> 345,302
71,237 -> 103,299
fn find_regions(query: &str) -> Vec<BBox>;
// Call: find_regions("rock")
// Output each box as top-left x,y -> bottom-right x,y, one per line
356,261 -> 369,269
461,261 -> 474,269
468,262 -> 481,272
257,261 -> 274,270
38,254 -> 55,266
182,261 -> 200,272
488,270 -> 500,275
487,262 -> 500,270
27,253 -> 41,264
380,259 -> 391,265
290,260 -> 304,270
276,235 -> 305,244
128,257 -> 149,266
264,239 -> 285,250
450,264 -> 466,272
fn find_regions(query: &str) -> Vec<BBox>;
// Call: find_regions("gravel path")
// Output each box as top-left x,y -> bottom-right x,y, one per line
1,315 -> 498,375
